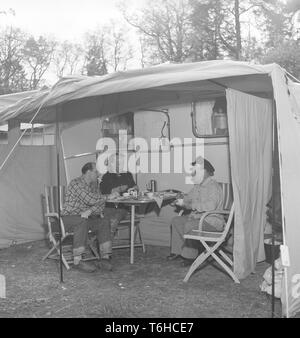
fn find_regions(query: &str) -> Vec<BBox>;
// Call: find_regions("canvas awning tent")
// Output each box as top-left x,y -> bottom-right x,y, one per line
0,60 -> 300,317
0,90 -> 40,112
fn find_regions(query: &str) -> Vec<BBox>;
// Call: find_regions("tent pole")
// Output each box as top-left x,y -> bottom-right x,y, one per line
271,98 -> 276,318
56,106 -> 64,283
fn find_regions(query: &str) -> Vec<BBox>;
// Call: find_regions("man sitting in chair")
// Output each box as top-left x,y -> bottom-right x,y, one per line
100,153 -> 138,235
61,162 -> 118,273
167,156 -> 224,266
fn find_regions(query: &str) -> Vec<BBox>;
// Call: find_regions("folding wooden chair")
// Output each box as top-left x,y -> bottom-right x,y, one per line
42,185 -> 99,270
183,183 -> 239,283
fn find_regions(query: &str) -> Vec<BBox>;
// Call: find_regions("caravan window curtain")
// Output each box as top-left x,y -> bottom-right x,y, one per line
226,89 -> 273,279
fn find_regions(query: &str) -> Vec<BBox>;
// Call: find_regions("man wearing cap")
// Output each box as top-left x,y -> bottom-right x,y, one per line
167,156 -> 224,265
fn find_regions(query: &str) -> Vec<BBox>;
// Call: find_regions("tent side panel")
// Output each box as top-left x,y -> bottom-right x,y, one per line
272,67 -> 300,318
0,145 -> 54,248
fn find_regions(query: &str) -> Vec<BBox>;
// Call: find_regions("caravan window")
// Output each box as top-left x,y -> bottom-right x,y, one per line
0,123 -> 8,144
100,112 -> 134,152
20,123 -> 55,146
192,97 -> 228,138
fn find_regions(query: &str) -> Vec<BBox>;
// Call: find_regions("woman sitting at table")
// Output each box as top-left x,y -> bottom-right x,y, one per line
99,153 -> 138,234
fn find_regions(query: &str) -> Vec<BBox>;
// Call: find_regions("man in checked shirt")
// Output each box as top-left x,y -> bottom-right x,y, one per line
62,162 -> 119,273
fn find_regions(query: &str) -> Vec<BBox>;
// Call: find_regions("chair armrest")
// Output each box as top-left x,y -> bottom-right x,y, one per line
198,209 -> 230,230
178,209 -> 184,216
45,212 -> 59,218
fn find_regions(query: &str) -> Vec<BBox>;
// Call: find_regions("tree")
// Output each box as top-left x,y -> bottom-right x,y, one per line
122,0 -> 195,64
22,36 -> 57,89
106,21 -> 133,72
244,0 -> 300,48
83,22 -> 133,76
189,0 -> 226,60
54,41 -> 84,78
0,26 -> 28,94
83,30 -> 108,76
261,40 -> 300,79
189,0 -> 268,61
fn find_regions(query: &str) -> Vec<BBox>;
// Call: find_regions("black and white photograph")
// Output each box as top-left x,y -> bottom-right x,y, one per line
0,0 -> 300,321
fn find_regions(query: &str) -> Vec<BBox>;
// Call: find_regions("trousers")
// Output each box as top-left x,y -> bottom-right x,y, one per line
103,207 -> 128,234
170,215 -> 219,259
62,215 -> 111,258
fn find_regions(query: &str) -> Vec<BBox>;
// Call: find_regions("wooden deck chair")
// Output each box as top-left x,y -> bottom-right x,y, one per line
42,185 -> 99,270
112,213 -> 146,253
183,182 -> 239,283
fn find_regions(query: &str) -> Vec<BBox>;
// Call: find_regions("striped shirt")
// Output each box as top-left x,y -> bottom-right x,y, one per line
183,177 -> 224,230
61,176 -> 106,216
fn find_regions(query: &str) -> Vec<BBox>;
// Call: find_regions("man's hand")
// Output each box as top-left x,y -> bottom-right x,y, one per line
111,187 -> 121,194
111,185 -> 128,194
81,209 -> 92,219
175,198 -> 184,207
108,191 -> 120,199
119,185 -> 128,193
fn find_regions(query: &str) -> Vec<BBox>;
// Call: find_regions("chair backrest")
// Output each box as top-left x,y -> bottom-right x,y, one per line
44,185 -> 66,214
218,182 -> 233,211
44,185 -> 67,238
217,182 -> 234,238
221,203 -> 235,239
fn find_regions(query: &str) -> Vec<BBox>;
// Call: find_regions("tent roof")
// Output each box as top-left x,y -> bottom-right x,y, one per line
0,90 -> 40,119
0,60 -> 285,124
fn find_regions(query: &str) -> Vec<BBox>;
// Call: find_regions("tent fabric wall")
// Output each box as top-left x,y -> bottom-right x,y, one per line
0,145 -> 53,248
271,66 -> 300,318
60,118 -> 101,183
226,89 -> 273,279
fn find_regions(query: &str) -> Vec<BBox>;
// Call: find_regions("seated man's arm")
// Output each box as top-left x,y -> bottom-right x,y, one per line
88,200 -> 106,216
73,182 -> 105,207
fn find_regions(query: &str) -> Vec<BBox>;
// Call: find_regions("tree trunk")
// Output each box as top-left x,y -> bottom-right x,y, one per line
235,0 -> 242,60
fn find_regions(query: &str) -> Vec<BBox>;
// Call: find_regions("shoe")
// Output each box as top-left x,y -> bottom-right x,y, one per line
166,254 -> 182,261
73,261 -> 97,273
96,258 -> 113,271
181,258 -> 195,267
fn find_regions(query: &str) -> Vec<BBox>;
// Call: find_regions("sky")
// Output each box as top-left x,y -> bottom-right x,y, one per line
0,0 -> 147,85
0,0 -> 144,42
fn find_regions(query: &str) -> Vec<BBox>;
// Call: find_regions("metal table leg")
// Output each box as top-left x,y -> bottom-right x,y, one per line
130,204 -> 135,264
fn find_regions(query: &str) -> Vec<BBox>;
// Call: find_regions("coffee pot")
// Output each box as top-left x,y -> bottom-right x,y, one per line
146,180 -> 157,192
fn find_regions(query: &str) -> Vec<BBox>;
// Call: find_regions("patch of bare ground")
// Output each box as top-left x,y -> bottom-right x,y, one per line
0,240 -> 281,318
